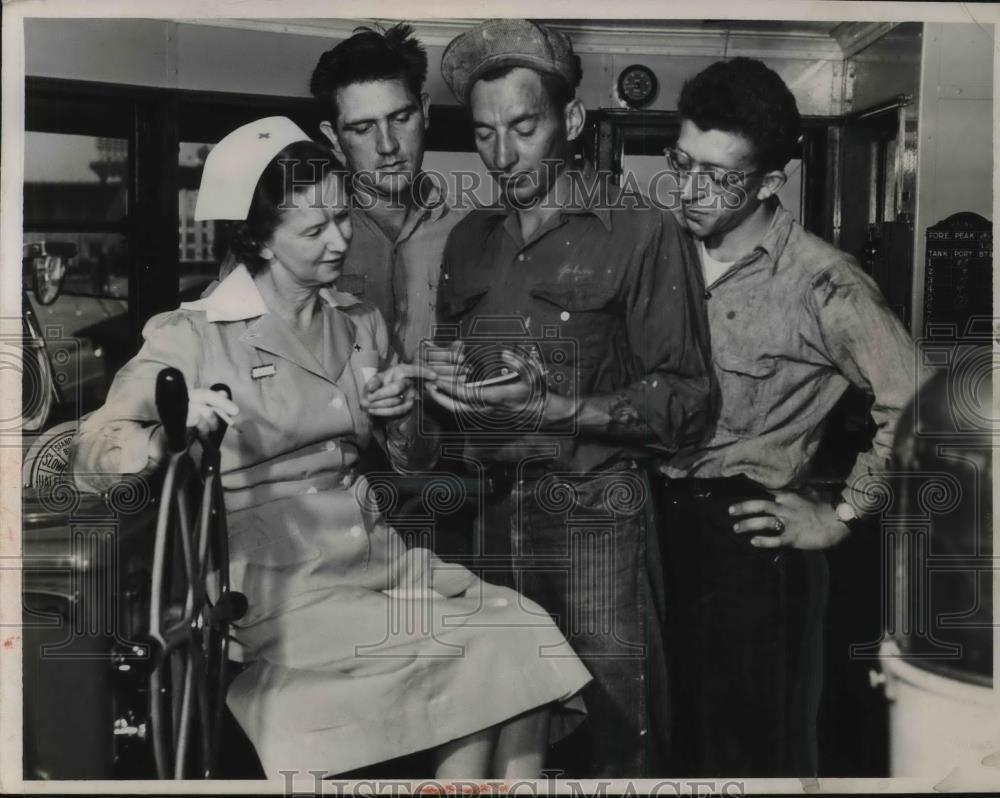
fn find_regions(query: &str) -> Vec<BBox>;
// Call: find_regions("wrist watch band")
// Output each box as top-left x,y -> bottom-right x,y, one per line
833,492 -> 865,532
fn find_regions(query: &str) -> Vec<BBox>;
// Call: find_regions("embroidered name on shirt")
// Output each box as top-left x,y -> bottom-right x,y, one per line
251,364 -> 277,379
557,263 -> 592,282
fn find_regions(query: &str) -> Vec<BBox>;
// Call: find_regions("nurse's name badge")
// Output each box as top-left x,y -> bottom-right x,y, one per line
251,363 -> 277,380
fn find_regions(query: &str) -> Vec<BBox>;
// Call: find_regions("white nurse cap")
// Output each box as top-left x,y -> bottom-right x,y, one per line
194,116 -> 311,221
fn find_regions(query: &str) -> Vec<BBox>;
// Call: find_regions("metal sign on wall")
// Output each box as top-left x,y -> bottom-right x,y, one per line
924,212 -> 992,333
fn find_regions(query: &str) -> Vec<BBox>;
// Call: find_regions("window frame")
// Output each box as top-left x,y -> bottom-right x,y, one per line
26,77 -> 180,354
26,77 -> 483,360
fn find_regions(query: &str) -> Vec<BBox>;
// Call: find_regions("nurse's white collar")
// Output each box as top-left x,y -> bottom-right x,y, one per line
179,263 -> 362,322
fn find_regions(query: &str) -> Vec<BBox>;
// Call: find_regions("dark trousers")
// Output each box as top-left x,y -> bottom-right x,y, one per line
658,476 -> 828,777
479,464 -> 671,778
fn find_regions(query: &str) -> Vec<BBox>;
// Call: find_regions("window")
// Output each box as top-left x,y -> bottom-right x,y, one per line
24,132 -> 129,224
24,80 -> 179,424
23,104 -> 134,418
177,141 -> 219,301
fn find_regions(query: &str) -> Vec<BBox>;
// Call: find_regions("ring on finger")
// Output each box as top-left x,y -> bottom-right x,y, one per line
773,517 -> 785,533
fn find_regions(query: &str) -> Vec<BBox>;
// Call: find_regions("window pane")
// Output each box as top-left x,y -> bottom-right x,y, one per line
24,231 -> 128,299
178,142 -> 220,301
23,232 -> 130,415
622,127 -> 676,157
23,132 -> 128,223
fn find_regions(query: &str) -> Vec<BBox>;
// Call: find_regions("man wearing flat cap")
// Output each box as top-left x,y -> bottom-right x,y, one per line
421,19 -> 716,777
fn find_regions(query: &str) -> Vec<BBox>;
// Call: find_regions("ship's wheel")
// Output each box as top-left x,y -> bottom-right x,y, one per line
146,367 -> 247,778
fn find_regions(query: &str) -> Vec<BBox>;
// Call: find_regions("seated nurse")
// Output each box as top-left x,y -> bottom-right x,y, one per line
73,117 -> 590,779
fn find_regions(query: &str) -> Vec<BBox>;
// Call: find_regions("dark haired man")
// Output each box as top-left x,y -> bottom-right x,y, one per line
659,57 -> 921,776
311,23 -> 464,361
309,25 -> 477,576
423,19 -> 714,777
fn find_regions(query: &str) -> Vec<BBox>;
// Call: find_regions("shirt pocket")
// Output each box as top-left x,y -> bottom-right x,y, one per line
440,285 -> 490,321
713,351 -> 778,438
348,319 -> 382,384
529,282 -> 618,367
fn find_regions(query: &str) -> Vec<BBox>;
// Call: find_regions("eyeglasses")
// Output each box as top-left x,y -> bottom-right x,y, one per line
664,147 -> 760,192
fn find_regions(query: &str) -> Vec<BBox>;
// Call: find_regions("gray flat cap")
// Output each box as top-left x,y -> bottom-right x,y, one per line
441,19 -> 577,104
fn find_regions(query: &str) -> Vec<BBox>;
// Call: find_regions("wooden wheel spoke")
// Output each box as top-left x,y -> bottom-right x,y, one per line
170,648 -> 193,778
191,642 -> 215,777
149,665 -> 172,778
174,490 -> 199,599
159,620 -> 195,653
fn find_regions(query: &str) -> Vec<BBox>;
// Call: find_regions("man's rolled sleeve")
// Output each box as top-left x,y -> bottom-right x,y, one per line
617,213 -> 716,453
810,260 -> 926,510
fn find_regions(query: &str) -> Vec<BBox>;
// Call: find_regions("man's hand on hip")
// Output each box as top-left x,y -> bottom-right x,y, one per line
729,490 -> 853,550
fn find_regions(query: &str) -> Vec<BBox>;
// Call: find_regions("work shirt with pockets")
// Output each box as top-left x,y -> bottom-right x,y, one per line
436,167 -> 715,474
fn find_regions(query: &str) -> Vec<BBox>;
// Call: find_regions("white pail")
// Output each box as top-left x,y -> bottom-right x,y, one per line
880,640 -> 999,780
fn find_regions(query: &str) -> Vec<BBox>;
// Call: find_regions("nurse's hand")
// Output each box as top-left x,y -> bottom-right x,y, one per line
419,340 -> 468,382
362,364 -> 437,418
186,388 -> 240,440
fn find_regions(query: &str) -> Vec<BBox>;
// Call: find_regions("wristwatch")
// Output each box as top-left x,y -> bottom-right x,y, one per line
833,492 -> 864,532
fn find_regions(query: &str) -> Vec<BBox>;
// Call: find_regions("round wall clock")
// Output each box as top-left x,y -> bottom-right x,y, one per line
617,64 -> 658,108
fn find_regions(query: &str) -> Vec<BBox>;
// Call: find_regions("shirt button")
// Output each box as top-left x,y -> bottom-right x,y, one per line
348,525 -> 364,538
330,396 -> 344,409
517,253 -> 527,262
493,597 -> 509,608
560,311 -> 571,321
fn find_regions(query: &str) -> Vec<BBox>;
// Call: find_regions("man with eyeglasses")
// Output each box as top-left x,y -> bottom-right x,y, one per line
658,57 -> 921,777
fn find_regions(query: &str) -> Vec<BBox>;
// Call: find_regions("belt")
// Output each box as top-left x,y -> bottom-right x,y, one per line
658,474 -> 775,503
481,462 -> 553,499
660,475 -> 789,562
484,459 -> 642,500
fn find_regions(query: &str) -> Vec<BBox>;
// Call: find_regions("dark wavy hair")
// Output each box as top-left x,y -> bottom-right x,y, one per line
677,57 -> 801,173
310,23 -> 428,122
226,140 -> 345,274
